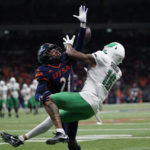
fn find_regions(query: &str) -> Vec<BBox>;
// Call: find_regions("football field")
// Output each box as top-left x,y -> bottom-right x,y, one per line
0,103 -> 150,150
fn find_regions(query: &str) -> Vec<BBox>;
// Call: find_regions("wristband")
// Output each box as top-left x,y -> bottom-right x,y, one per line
80,22 -> 86,28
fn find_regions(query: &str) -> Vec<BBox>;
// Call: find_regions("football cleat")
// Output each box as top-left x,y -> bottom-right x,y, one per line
1,132 -> 24,147
46,132 -> 69,145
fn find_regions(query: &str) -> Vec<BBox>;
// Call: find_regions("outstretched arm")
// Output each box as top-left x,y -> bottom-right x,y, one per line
63,36 -> 96,67
66,44 -> 96,67
73,5 -> 88,50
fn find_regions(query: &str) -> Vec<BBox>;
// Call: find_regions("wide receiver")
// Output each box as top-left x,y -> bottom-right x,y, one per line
1,5 -> 88,150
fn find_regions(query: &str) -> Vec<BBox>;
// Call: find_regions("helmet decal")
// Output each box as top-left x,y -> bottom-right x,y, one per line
103,49 -> 107,54
106,42 -> 117,48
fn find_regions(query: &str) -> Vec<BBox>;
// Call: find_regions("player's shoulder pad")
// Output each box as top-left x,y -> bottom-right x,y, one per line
92,50 -> 108,65
35,65 -> 50,81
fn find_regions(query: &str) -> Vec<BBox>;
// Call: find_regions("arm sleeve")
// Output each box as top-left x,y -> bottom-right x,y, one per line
35,80 -> 48,101
71,27 -> 86,68
73,27 -> 86,51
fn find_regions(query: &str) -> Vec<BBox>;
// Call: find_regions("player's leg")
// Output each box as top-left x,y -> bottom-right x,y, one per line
46,109 -> 94,145
0,100 -> 2,117
22,116 -> 53,140
34,99 -> 40,115
2,99 -> 7,118
0,99 -> 6,118
0,107 -> 2,118
63,122 -> 81,150
1,116 -> 53,147
51,92 -> 94,120
45,92 -> 94,145
24,101 -> 29,114
13,98 -> 19,118
28,97 -> 32,113
7,98 -> 12,117
68,139 -> 81,150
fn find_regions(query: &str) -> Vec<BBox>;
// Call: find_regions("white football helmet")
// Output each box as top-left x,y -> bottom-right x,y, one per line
10,77 -> 16,83
32,79 -> 38,85
102,42 -> 125,65
23,83 -> 28,89
0,80 -> 5,86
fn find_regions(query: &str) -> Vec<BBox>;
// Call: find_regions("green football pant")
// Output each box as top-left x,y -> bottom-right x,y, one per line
7,98 -> 19,108
0,99 -> 6,107
28,96 -> 40,107
50,92 -> 95,123
0,100 -> 3,107
28,96 -> 36,107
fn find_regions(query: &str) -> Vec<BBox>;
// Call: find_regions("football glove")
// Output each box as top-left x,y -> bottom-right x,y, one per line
73,5 -> 88,23
63,35 -> 76,47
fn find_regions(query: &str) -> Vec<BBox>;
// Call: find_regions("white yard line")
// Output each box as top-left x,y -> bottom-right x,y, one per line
104,122 -> 150,125
1,128 -> 150,133
78,128 -> 150,131
1,135 -> 150,145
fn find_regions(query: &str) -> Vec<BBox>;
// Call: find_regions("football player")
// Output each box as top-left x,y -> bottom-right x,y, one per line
0,80 -> 8,118
7,77 -> 20,118
28,79 -> 39,114
1,5 -> 88,150
39,38 -> 125,144
21,83 -> 31,114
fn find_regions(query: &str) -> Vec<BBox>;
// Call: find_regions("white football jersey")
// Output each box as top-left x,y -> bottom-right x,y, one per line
30,83 -> 37,96
0,85 -> 8,100
7,82 -> 20,98
80,50 -> 122,113
21,87 -> 31,103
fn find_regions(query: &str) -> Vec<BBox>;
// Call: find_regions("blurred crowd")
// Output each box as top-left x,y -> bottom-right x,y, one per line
0,29 -> 150,105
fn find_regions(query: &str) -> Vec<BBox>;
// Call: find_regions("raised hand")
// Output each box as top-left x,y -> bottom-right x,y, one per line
73,5 -> 88,23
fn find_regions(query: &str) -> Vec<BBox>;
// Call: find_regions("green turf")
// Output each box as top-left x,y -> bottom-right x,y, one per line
0,103 -> 150,150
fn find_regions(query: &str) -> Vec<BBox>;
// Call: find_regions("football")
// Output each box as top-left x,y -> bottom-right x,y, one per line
85,26 -> 91,44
